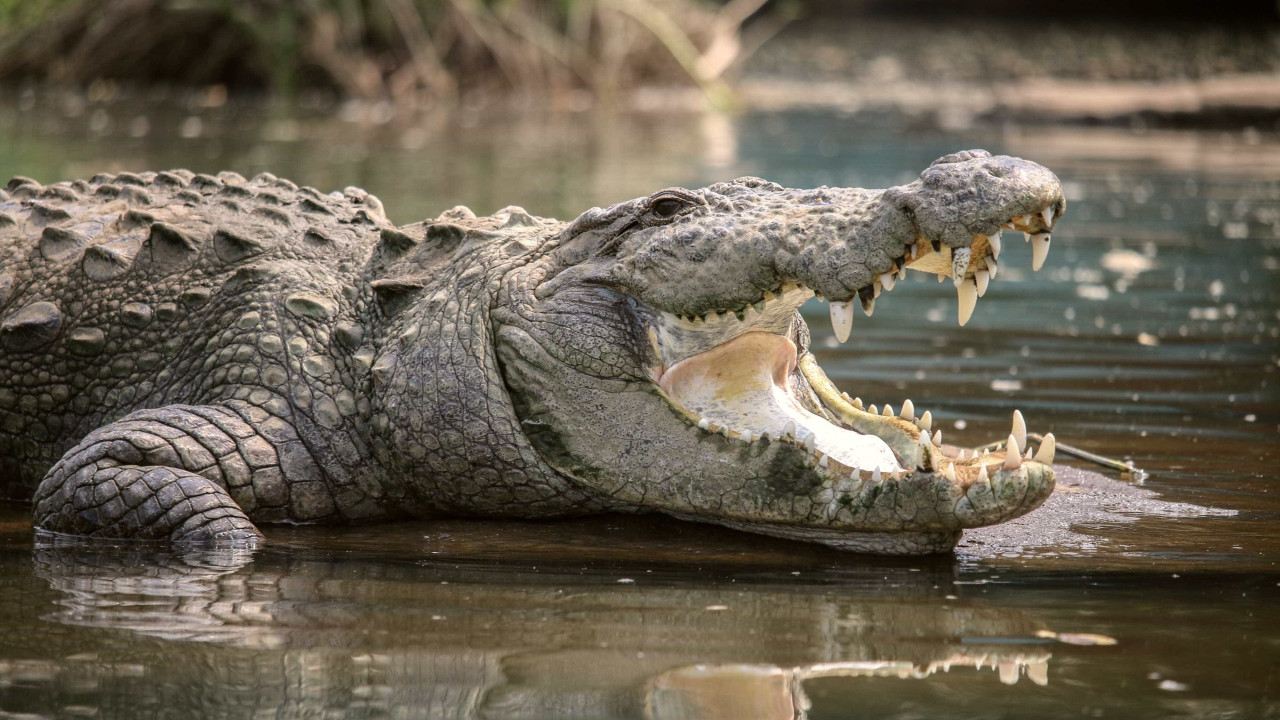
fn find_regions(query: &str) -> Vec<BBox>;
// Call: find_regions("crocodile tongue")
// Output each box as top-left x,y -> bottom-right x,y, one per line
658,331 -> 901,472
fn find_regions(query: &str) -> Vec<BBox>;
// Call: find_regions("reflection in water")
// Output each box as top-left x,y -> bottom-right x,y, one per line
22,542 -> 1055,719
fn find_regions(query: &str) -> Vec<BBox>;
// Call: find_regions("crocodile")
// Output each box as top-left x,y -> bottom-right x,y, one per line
0,150 -> 1064,555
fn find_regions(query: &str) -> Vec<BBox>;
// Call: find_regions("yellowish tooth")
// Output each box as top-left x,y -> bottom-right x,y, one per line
1041,206 -> 1055,228
1035,432 -> 1056,465
853,397 -> 864,410
1027,661 -> 1049,686
941,463 -> 956,481
975,269 -> 990,297
882,404 -> 894,417
988,231 -> 1002,258
918,410 -> 932,433
900,399 -> 914,420
1025,446 -> 1033,459
957,278 -> 978,326
999,662 -> 1019,685
987,256 -> 998,280
932,429 -> 942,446
1031,233 -> 1051,271
978,464 -> 989,482
1003,435 -> 1022,470
1012,409 -> 1027,453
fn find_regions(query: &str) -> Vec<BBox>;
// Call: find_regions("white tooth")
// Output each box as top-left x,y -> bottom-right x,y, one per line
1041,206 -> 1055,228
868,404 -> 879,415
1031,233 -> 1051,271
1020,214 -> 1032,227
841,391 -> 852,402
740,429 -> 753,443
999,662 -> 1019,685
941,463 -> 956,481
1027,661 -> 1049,686
988,231 -> 1002,259
1012,410 -> 1027,453
1022,231 -> 1031,243
897,263 -> 907,280
818,453 -> 829,468
918,410 -> 932,433
1025,447 -> 1033,459
982,448 -> 990,456
957,278 -> 978,326
910,242 -> 919,258
697,418 -> 710,430
932,429 -> 942,446
978,464 -> 989,482
987,256 -> 998,280
783,421 -> 797,439
880,271 -> 896,291
952,247 -> 971,287
900,399 -> 914,420
862,297 -> 875,316
1035,432 -> 1056,465
1003,435 -> 1022,470
853,397 -> 864,410
871,468 -> 881,482
882,404 -> 894,417
975,269 -> 990,297
919,431 -> 930,446
829,300 -> 854,343
803,432 -> 816,452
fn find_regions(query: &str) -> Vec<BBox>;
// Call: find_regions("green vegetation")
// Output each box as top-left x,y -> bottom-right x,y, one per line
0,0 -> 793,107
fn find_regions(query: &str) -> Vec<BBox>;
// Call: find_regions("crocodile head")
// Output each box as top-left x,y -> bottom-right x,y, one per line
494,150 -> 1065,554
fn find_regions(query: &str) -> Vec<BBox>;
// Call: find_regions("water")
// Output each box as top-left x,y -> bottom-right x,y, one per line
1,93 -> 1278,717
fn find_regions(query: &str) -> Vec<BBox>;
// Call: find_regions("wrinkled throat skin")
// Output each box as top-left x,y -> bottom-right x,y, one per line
492,149 -> 1065,555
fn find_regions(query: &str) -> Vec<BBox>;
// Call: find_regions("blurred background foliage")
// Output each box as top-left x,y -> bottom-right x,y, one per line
0,0 -> 797,108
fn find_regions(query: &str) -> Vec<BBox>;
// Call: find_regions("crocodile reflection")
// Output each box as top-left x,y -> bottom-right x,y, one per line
28,544 -> 1056,719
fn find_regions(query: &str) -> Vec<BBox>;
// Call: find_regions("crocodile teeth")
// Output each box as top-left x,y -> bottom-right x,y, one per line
900,399 -> 914,420
861,295 -> 875,317
830,300 -> 853,343
697,418 -> 711,430
871,468 -> 882,482
782,420 -> 797,440
868,404 -> 879,415
852,397 -> 864,410
880,271 -> 896,292
1024,447 -> 1033,459
1035,433 -> 1056,464
975,269 -> 990,297
932,429 -> 942,446
1027,661 -> 1049,686
952,247 -> 971,287
987,256 -> 998,280
978,464 -> 989,482
1041,206 -> 1055,228
988,231 -> 1003,259
803,432 -> 816,453
917,410 -> 932,433
1003,435 -> 1023,470
957,278 -> 978,326
882,404 -> 894,417
1012,409 -> 1027,453
941,463 -> 957,481
1031,233 -> 1051,271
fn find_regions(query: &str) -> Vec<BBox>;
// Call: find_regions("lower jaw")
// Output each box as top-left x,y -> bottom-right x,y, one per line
668,511 -> 962,555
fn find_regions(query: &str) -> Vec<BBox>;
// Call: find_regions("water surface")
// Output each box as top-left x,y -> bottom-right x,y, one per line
0,94 -> 1277,717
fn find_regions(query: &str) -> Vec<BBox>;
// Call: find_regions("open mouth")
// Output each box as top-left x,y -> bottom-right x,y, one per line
644,207 -> 1062,497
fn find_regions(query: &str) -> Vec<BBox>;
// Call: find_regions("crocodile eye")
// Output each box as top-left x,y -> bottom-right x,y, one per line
652,198 -> 683,218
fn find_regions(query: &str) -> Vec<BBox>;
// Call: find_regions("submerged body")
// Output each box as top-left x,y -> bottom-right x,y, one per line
0,152 -> 1064,554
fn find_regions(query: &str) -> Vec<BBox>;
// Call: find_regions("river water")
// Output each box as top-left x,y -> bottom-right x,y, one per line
0,94 -> 1277,718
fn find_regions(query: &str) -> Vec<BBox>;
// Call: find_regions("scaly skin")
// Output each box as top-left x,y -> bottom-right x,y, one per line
0,151 -> 1065,554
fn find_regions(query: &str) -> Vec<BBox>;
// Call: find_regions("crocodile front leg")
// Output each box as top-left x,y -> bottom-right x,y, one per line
32,402 -> 332,544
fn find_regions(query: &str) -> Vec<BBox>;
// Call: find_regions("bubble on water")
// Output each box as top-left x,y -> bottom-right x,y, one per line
953,419 -> 967,430
1244,414 -> 1257,422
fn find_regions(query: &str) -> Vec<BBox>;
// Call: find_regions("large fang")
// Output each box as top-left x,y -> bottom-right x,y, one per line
952,247 -> 971,287
830,300 -> 854,343
957,278 -> 978,326
975,269 -> 990,297
1041,206 -> 1055,228
1031,233 -> 1051,271
1003,435 -> 1022,470
1012,409 -> 1027,453
1034,433 -> 1056,465
988,231 -> 1002,259
880,271 -> 896,291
